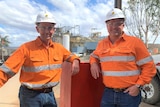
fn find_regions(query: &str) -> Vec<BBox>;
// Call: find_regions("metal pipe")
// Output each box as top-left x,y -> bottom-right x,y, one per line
114,0 -> 122,9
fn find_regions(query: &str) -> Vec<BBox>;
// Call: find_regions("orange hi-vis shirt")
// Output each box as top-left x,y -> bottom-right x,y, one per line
0,37 -> 79,89
90,33 -> 156,88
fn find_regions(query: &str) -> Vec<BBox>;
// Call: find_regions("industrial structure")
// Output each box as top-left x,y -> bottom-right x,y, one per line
53,26 -> 104,56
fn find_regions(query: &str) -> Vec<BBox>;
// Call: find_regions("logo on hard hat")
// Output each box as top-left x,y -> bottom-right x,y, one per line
45,14 -> 48,17
112,11 -> 115,15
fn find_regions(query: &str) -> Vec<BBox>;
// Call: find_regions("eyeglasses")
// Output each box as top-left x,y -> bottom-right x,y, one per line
38,26 -> 55,31
107,22 -> 123,27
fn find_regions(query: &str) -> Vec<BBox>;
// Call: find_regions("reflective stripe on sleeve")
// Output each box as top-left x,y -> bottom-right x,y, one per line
0,64 -> 16,77
100,56 -> 135,62
102,70 -> 140,76
22,64 -> 61,72
21,81 -> 59,89
136,56 -> 153,66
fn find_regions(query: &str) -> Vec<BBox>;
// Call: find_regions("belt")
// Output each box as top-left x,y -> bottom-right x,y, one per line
22,85 -> 53,93
106,87 -> 127,92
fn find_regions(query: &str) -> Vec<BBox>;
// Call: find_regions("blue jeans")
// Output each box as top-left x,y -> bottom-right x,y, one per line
101,87 -> 141,107
19,85 -> 57,107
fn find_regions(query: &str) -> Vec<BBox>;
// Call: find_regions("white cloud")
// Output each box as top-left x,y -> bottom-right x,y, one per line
0,0 -> 128,47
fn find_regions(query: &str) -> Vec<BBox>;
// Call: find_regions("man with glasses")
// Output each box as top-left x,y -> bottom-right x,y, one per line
0,10 -> 80,107
90,8 -> 156,107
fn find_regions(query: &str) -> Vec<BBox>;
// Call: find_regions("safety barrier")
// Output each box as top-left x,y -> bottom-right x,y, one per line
60,62 -> 104,107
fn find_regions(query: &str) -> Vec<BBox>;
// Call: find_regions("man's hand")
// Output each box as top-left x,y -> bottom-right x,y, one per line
71,59 -> 80,75
124,85 -> 140,96
90,62 -> 101,79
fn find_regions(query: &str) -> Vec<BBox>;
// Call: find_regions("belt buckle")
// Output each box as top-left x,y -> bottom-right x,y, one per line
114,88 -> 123,92
44,88 -> 50,93
44,88 -> 52,93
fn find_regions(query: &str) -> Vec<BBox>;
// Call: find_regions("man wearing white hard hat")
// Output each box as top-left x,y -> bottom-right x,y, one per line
90,8 -> 156,107
0,10 -> 80,107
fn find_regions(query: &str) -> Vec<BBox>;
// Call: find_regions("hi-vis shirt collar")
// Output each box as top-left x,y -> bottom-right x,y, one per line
105,32 -> 126,42
35,36 -> 54,47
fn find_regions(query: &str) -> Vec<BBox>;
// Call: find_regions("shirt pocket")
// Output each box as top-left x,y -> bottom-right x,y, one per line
28,55 -> 44,66
98,48 -> 110,57
53,55 -> 63,64
115,48 -> 135,65
115,48 -> 133,56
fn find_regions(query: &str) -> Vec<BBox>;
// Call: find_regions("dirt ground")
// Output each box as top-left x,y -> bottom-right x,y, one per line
0,72 -> 60,107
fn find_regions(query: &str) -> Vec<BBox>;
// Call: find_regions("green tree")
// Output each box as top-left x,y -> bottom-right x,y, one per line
0,35 -> 10,47
124,0 -> 160,47
0,35 -> 10,61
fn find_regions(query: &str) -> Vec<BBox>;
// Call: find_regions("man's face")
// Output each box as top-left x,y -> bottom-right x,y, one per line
36,22 -> 55,43
106,19 -> 124,37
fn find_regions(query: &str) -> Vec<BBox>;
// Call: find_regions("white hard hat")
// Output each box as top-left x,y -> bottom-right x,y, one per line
105,8 -> 125,22
35,10 -> 56,24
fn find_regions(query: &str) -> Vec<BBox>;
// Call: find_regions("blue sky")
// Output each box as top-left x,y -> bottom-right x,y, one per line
0,0 -> 128,47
